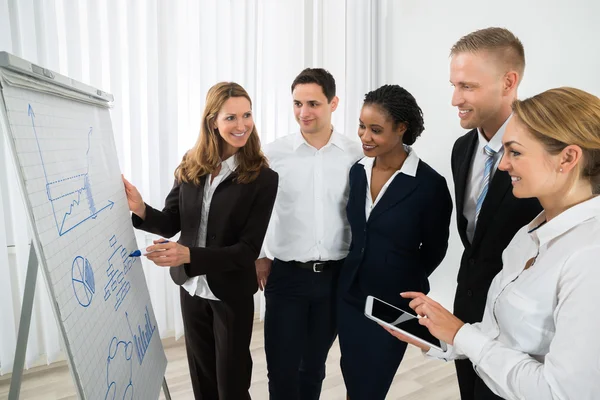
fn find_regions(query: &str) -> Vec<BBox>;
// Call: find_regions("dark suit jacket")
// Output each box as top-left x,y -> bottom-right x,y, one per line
132,167 -> 278,301
340,159 -> 453,310
451,129 -> 542,323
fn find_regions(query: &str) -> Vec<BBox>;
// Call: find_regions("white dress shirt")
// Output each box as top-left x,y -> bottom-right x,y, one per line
428,195 -> 600,400
261,130 -> 363,262
463,116 -> 511,243
358,145 -> 419,220
182,156 -> 238,300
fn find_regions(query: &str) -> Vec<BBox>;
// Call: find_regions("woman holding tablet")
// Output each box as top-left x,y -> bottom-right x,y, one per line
386,87 -> 600,400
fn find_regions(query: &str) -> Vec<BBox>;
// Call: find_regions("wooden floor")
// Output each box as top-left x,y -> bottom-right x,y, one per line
0,318 -> 460,399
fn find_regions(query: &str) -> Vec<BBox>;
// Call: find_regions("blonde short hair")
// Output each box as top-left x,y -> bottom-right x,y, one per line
451,27 -> 525,83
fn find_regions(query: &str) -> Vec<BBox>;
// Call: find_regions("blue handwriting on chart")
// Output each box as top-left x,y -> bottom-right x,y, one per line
126,306 -> 157,365
104,235 -> 135,311
28,104 -> 114,237
104,337 -> 133,400
71,256 -> 95,307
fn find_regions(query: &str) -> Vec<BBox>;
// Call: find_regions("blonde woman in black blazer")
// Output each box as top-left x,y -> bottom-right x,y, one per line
123,82 -> 278,400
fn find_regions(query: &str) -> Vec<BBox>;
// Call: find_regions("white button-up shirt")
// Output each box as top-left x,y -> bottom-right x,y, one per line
182,156 -> 238,301
429,195 -> 600,400
463,115 -> 511,243
261,130 -> 363,262
358,145 -> 419,220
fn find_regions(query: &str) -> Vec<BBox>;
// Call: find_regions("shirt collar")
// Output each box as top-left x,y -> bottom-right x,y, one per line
528,195 -> 600,246
292,129 -> 346,152
222,154 -> 239,173
477,114 -> 512,154
358,145 -> 420,178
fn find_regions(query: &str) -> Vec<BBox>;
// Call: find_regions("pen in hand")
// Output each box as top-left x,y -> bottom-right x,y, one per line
129,240 -> 169,257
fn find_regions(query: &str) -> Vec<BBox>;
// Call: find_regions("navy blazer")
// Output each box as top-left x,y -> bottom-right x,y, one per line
339,159 -> 453,310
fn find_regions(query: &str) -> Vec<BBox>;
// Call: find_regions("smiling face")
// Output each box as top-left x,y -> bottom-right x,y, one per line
499,117 -> 563,199
358,104 -> 405,157
214,96 -> 254,155
292,83 -> 338,135
450,51 -> 509,135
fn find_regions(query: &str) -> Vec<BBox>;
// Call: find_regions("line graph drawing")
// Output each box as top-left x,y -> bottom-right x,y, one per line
28,104 -> 114,237
71,255 -> 95,307
104,337 -> 134,400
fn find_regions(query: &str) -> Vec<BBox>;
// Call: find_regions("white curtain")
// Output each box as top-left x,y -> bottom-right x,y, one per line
4,0 -> 598,379
0,0 -> 381,375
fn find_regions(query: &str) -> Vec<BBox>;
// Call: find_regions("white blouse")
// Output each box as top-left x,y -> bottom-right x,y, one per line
428,195 -> 600,400
181,156 -> 237,301
359,145 -> 419,220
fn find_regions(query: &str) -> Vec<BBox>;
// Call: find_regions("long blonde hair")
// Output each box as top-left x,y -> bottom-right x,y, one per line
512,87 -> 600,193
175,82 -> 268,185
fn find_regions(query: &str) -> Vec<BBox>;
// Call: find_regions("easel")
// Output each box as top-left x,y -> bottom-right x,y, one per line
7,243 -> 172,400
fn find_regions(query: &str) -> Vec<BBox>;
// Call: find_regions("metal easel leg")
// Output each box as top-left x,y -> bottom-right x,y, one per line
8,243 -> 38,400
162,376 -> 172,400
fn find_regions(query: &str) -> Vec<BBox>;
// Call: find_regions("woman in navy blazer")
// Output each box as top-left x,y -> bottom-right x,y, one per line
338,85 -> 453,399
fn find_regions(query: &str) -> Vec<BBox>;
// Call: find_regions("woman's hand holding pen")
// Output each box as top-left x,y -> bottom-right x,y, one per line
145,239 -> 190,267
122,175 -> 146,219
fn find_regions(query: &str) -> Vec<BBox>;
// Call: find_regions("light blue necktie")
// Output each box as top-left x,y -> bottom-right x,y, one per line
475,145 -> 496,222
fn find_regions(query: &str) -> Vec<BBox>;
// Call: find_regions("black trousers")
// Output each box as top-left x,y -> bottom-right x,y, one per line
264,259 -> 341,400
180,288 -> 254,400
455,359 -> 504,400
337,295 -> 408,400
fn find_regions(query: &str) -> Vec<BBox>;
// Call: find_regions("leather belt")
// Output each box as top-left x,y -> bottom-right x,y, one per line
286,259 -> 342,273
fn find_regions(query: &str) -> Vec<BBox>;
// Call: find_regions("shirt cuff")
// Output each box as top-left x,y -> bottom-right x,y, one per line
424,342 -> 460,361
453,323 -> 492,365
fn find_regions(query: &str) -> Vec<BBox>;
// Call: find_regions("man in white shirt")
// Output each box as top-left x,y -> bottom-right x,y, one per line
448,27 -> 541,399
256,68 -> 362,400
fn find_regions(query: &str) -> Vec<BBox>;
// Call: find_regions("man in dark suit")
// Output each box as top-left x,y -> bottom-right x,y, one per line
448,28 -> 542,400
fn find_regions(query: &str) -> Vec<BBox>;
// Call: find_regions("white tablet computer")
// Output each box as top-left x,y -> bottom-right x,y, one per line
365,295 -> 447,352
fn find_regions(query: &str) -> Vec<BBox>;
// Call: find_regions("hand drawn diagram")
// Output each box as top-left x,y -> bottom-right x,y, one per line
71,256 -> 95,307
126,306 -> 157,366
28,104 -> 114,237
104,235 -> 135,311
104,337 -> 134,400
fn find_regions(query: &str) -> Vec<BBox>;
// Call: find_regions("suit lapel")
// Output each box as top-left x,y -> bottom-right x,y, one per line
368,173 -> 419,223
455,130 -> 478,222
190,175 -> 207,241
352,165 -> 368,227
170,175 -> 206,285
471,169 -> 512,249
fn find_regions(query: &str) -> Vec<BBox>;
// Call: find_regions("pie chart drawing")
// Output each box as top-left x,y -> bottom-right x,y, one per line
72,256 -> 95,307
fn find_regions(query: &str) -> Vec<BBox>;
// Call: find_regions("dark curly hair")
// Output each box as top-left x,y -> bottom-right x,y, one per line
363,85 -> 425,145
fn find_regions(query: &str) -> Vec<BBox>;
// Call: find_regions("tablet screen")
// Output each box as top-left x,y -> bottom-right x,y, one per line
371,298 -> 442,348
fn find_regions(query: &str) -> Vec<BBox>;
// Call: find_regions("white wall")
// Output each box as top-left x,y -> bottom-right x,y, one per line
377,0 -> 600,308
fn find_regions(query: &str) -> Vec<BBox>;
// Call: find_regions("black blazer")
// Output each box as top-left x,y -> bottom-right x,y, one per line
451,129 -> 541,323
132,167 -> 278,301
340,159 -> 453,310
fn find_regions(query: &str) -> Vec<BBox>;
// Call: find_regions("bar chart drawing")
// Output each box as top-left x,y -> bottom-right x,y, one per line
29,104 -> 114,237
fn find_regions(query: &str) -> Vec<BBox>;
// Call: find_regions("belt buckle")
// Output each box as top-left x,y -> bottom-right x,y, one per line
312,262 -> 325,273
